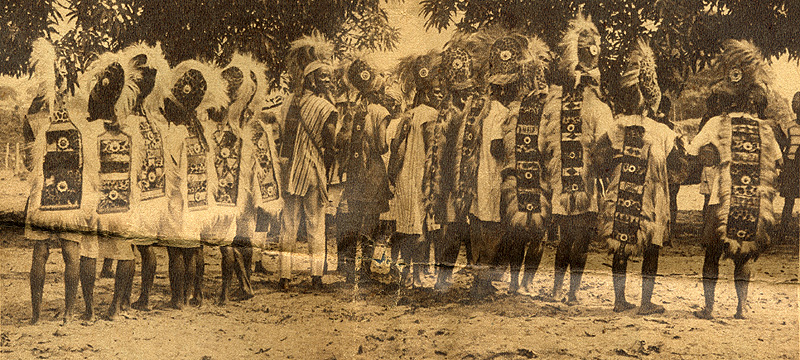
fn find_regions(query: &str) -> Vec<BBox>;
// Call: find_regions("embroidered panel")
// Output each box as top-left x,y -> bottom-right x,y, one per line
97,131 -> 132,214
560,85 -> 585,194
727,117 -> 761,242
516,94 -> 545,213
423,107 -> 447,222
41,92 -> 83,211
454,97 -> 485,217
186,136 -> 208,210
787,125 -> 800,161
137,119 -> 166,200
213,126 -> 242,206
252,122 -> 280,202
611,125 -> 649,246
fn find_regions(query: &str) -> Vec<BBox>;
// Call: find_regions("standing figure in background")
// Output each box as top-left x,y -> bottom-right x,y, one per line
161,60 -> 228,309
688,40 -> 782,320
278,33 -> 338,291
26,38 -> 101,323
335,56 -> 391,283
391,51 -> 442,288
540,12 -> 613,304
595,39 -> 684,315
779,92 -> 800,235
498,36 -> 552,295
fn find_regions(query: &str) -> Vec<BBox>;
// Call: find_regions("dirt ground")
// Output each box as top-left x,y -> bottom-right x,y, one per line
0,170 -> 799,359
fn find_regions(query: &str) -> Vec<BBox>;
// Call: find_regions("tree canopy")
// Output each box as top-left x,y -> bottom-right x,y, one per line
420,0 -> 800,96
1,0 -> 400,88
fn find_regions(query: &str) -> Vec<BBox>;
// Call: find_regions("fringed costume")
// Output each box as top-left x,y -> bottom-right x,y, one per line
25,39 -> 103,258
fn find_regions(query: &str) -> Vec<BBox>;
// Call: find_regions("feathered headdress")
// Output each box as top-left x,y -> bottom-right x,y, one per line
395,49 -> 441,101
709,39 -> 772,113
286,32 -> 335,93
486,35 -> 528,86
344,55 -> 383,94
228,53 -> 268,120
557,10 -> 601,86
440,47 -> 475,91
167,60 -> 228,120
619,37 -> 661,116
447,25 -> 509,88
520,35 -> 552,95
28,38 -> 80,113
221,53 -> 266,128
121,42 -> 171,119
79,50 -> 140,122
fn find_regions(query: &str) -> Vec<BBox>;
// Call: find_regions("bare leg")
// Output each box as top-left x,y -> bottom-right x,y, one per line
733,256 -> 751,319
638,245 -> 665,314
107,259 -> 134,320
219,246 -> 233,305
695,246 -> 722,319
434,223 -> 461,291
30,242 -> 49,324
612,250 -> 635,312
187,246 -> 202,306
166,247 -> 185,309
520,235 -> 544,294
550,221 -> 571,301
232,247 -> 253,299
132,245 -> 155,310
566,224 -> 591,305
781,197 -> 796,235
505,231 -> 525,294
77,255 -> 95,321
100,258 -> 115,278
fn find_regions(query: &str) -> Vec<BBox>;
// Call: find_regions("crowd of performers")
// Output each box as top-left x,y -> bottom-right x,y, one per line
22,12 -> 799,325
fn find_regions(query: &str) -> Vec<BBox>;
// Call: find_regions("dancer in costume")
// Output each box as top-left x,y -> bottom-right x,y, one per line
498,35 -> 552,295
540,12 -> 614,304
81,49 -> 146,320
278,33 -> 338,291
161,60 -> 228,308
390,50 -> 443,288
116,43 -> 172,312
26,38 -> 103,323
336,55 -> 392,283
688,40 -> 782,320
595,38 -> 685,314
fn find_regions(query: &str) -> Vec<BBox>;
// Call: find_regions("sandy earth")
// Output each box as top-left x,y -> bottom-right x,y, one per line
1,171 -> 799,359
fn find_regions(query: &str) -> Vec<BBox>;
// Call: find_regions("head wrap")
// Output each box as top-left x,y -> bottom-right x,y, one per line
286,32 -> 335,93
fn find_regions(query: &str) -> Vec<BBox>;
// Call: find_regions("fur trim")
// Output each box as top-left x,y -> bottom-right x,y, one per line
286,32 -> 335,93
556,11 -> 600,87
712,40 -> 771,98
621,38 -> 661,116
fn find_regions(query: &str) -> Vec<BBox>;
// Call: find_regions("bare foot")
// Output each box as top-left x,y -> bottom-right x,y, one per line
79,312 -> 94,322
693,308 -> 714,320
168,300 -> 184,310
613,300 -> 636,313
564,294 -> 580,306
254,261 -> 269,275
734,311 -> 746,319
637,302 -> 665,315
106,306 -> 119,321
131,299 -> 151,311
189,297 -> 203,307
238,291 -> 255,301
217,296 -> 227,306
508,282 -> 519,295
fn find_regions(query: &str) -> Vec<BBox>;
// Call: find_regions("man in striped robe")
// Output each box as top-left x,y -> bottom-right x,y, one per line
278,60 -> 338,291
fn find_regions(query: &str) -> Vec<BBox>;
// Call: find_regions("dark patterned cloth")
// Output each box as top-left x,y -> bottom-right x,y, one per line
251,121 -> 280,202
186,135 -> 208,210
137,119 -> 166,200
453,97 -> 485,220
611,125 -> 649,247
560,84 -> 586,195
97,130 -> 132,214
212,125 -> 242,206
726,117 -> 761,242
41,91 -> 83,211
515,93 -> 545,213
